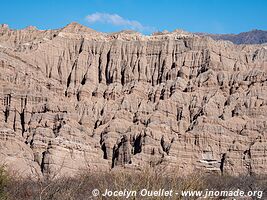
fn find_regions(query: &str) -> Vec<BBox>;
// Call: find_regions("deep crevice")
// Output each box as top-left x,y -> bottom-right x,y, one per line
105,50 -> 111,84
40,151 -> 46,173
220,153 -> 226,175
20,109 -> 25,135
133,134 -> 142,154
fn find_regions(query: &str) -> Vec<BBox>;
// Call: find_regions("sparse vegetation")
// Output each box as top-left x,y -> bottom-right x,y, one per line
1,167 -> 266,200
0,166 -> 9,200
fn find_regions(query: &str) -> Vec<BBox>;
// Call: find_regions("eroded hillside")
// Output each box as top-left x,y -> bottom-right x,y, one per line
0,23 -> 266,178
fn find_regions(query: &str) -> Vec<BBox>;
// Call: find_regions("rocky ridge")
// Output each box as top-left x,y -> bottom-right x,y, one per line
199,29 -> 267,44
0,23 -> 266,178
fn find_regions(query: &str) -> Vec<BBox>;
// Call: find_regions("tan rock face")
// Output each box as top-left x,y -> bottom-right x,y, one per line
0,23 -> 266,178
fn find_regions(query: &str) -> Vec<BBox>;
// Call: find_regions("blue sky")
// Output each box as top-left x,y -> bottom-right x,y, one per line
1,0 -> 267,34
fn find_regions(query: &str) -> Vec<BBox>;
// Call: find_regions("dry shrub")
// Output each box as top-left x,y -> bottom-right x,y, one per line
202,172 -> 267,199
0,166 -> 9,200
2,167 -> 267,200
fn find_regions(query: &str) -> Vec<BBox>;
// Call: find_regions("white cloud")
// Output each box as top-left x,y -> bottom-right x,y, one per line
85,12 -> 155,33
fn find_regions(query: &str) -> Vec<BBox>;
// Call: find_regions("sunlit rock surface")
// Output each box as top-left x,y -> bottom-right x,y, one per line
0,23 -> 266,178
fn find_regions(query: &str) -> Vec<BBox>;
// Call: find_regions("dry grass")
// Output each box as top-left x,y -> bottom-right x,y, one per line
0,166 -> 10,200
0,166 -> 266,200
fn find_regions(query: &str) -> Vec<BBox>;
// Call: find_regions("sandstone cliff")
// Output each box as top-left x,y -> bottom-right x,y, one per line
0,23 -> 266,178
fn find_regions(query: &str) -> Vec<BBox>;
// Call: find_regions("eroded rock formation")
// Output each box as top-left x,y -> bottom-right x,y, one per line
0,23 -> 266,178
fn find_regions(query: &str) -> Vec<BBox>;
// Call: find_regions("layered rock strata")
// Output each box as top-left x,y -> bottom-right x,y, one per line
0,23 -> 266,178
